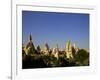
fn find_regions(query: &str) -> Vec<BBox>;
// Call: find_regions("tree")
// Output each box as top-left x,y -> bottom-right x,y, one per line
75,49 -> 89,66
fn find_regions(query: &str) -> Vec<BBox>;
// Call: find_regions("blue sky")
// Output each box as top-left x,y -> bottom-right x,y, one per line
22,11 -> 89,50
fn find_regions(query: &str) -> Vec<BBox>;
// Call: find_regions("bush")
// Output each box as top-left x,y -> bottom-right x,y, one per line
75,49 -> 89,66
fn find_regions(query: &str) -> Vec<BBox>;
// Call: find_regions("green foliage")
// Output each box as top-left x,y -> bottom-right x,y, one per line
22,48 -> 89,68
75,49 -> 89,66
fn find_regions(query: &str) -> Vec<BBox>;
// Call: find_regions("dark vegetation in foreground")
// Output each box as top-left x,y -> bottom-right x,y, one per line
22,49 -> 89,69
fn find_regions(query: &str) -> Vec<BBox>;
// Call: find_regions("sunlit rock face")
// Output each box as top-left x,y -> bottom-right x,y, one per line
22,44 -> 26,60
25,35 -> 35,55
43,43 -> 50,55
73,43 -> 79,54
52,47 -> 59,59
65,41 -> 73,59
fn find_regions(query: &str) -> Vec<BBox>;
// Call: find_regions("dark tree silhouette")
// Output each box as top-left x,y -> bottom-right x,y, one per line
75,49 -> 89,66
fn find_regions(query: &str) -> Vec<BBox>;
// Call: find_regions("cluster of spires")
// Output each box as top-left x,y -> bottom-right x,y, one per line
22,35 -> 79,59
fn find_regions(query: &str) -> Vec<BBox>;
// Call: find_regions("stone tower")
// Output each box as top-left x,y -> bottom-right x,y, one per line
73,43 -> 79,54
65,40 -> 73,59
52,44 -> 59,59
25,34 -> 35,55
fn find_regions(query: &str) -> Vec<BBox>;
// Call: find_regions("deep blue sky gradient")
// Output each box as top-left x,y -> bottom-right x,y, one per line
22,11 -> 89,50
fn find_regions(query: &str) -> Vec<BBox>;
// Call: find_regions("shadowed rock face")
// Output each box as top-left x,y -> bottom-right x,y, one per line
25,34 -> 36,55
26,35 -> 35,49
